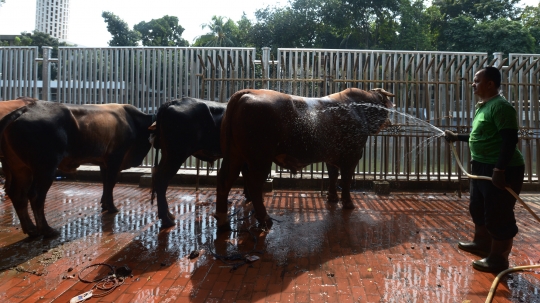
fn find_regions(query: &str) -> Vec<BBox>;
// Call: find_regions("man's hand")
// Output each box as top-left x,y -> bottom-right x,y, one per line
444,130 -> 458,142
492,168 -> 507,190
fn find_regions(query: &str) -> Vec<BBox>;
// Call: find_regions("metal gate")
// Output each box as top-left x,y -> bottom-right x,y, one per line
1,46 -> 538,184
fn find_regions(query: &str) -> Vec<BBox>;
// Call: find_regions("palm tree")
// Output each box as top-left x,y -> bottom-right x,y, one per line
195,16 -> 236,47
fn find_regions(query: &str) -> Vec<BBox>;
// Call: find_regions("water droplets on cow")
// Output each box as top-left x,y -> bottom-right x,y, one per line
214,88 -> 397,231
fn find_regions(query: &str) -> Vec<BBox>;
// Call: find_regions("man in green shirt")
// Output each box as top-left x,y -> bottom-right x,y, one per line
445,66 -> 525,273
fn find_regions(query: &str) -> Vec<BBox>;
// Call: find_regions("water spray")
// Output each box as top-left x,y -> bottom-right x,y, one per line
447,142 -> 540,303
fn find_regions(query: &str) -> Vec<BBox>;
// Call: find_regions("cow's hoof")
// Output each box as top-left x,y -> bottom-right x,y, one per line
42,227 -> 60,238
213,212 -> 231,232
26,229 -> 41,238
160,217 -> 176,228
216,223 -> 232,232
342,201 -> 355,209
327,194 -> 339,203
107,205 -> 119,213
257,215 -> 273,230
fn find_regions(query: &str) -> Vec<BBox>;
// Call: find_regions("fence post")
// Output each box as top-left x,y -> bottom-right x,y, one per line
492,52 -> 504,67
262,47 -> 270,79
41,46 -> 52,101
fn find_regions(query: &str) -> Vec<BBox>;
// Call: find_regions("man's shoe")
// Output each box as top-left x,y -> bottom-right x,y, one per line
472,238 -> 513,273
457,225 -> 491,258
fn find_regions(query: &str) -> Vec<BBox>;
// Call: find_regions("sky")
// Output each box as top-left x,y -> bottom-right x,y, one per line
0,0 -> 276,46
0,0 -> 538,47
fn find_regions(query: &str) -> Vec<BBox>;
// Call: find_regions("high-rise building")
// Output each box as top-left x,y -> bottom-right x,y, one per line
35,0 -> 70,40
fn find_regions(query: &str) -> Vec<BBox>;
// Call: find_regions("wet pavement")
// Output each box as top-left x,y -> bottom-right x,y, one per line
0,181 -> 539,303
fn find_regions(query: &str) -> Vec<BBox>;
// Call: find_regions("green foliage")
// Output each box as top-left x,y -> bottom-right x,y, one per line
394,0 -> 428,50
102,11 -> 141,46
9,31 -> 73,80
19,31 -> 71,57
521,4 -> 540,52
439,15 -> 477,51
193,16 -> 238,47
432,0 -> 522,21
134,15 -> 189,46
475,18 -> 534,55
235,13 -> 254,47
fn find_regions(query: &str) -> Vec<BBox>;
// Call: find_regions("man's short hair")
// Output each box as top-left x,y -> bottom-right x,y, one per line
481,66 -> 501,88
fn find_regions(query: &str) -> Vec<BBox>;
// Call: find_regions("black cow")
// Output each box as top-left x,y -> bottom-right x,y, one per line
0,101 -> 153,237
151,98 -> 230,228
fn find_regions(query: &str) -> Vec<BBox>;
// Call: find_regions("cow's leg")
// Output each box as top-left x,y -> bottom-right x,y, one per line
5,168 -> 39,237
244,161 -> 273,229
99,161 -> 121,213
339,164 -> 356,209
154,152 -> 188,227
215,156 -> 243,232
240,164 -> 251,202
29,172 -> 59,238
326,163 -> 340,203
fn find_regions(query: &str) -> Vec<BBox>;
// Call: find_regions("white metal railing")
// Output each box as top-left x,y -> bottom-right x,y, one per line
0,46 -> 538,183
0,46 -> 39,100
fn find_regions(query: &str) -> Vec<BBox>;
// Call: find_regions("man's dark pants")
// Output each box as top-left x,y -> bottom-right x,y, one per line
469,160 -> 525,241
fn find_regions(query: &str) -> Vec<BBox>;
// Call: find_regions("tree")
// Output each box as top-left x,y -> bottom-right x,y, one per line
249,3 -> 327,50
233,13 -> 254,47
397,0 -> 433,50
438,15 -> 477,51
134,15 -> 188,46
423,5 -> 446,51
521,4 -> 540,52
102,11 -> 141,46
15,31 -> 72,80
193,16 -> 238,47
432,0 -> 522,21
475,18 -> 534,55
248,0 -> 403,50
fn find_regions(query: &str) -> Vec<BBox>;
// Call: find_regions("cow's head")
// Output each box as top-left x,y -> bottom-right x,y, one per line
368,88 -> 395,134
370,88 -> 395,109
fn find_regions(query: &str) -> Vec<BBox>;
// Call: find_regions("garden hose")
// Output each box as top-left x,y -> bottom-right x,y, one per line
448,143 -> 540,303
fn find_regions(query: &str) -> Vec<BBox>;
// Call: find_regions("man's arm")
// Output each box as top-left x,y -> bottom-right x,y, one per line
491,128 -> 519,189
495,128 -> 519,170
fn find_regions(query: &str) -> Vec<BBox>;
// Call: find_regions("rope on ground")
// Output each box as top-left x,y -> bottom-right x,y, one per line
76,263 -> 127,299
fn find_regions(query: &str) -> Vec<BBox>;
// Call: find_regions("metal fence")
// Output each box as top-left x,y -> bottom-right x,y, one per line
0,46 -> 538,184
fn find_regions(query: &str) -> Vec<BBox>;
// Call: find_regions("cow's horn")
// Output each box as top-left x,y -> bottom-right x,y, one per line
148,121 -> 157,131
371,88 -> 395,97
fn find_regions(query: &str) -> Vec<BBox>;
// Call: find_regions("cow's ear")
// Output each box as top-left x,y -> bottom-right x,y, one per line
148,122 -> 157,131
371,88 -> 395,97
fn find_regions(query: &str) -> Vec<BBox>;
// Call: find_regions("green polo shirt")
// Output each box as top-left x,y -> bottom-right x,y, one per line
469,95 -> 524,166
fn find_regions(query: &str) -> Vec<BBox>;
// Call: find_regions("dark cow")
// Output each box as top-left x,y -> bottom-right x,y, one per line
151,98 -> 228,228
0,97 -> 36,176
0,101 -> 153,237
214,88 -> 395,231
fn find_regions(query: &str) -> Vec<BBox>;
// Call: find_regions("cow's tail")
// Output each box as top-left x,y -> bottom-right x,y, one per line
0,103 -> 32,192
222,90 -> 249,157
150,101 -> 174,204
0,101 -> 34,155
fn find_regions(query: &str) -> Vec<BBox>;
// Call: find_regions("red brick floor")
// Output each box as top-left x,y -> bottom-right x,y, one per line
0,181 -> 539,303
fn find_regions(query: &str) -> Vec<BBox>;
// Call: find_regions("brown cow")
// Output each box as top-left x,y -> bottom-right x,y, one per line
214,88 -> 394,231
0,97 -> 36,118
0,101 -> 153,237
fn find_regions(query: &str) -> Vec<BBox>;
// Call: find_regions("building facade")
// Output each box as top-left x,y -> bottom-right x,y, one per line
35,0 -> 70,40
